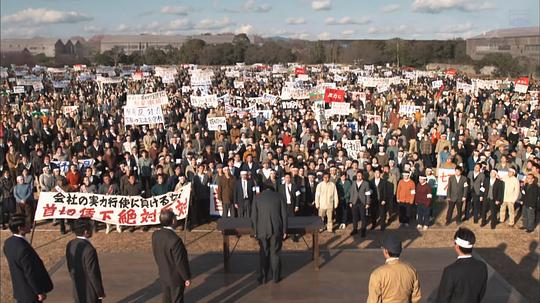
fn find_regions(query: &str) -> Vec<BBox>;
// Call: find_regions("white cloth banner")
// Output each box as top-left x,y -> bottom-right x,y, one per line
126,91 -> 169,107
436,168 -> 456,196
342,139 -> 363,158
190,72 -> 212,86
35,184 -> 191,225
456,82 -> 473,93
233,80 -> 244,89
330,102 -> 351,116
63,106 -> 79,115
209,184 -> 222,217
432,80 -> 443,89
262,93 -> 278,104
399,104 -> 422,115
124,105 -> 164,125
207,116 -> 227,131
191,94 -> 219,108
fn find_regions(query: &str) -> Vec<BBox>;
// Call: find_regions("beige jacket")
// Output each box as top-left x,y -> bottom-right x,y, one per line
503,176 -> 520,203
314,181 -> 339,210
367,259 -> 421,303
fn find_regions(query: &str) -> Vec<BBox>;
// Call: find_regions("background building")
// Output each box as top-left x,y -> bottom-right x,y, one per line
466,27 -> 540,61
0,37 -> 65,57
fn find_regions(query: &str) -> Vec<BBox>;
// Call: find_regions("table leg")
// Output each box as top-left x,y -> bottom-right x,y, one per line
313,232 -> 319,271
223,235 -> 229,273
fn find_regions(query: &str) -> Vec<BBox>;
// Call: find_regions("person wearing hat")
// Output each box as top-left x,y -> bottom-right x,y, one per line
3,214 -> 54,303
501,168 -> 520,226
65,218 -> 105,303
367,234 -> 421,303
436,228 -> 487,303
396,172 -> 416,227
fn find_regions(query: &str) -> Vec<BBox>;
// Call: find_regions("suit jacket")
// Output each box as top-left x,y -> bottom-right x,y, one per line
370,178 -> 393,205
3,236 -> 54,302
305,181 -> 318,205
152,228 -> 191,287
277,182 -> 299,208
192,174 -> 210,201
217,175 -> 236,204
241,162 -> 260,178
66,238 -> 105,303
467,171 -> 486,196
522,183 -> 539,209
482,178 -> 504,202
234,179 -> 256,205
447,175 -> 468,202
436,257 -> 488,303
251,189 -> 288,239
349,180 -> 372,205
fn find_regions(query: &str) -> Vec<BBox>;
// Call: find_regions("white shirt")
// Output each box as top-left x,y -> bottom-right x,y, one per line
285,183 -> 292,204
13,234 -> 28,243
242,180 -> 248,198
457,255 -> 472,259
385,257 -> 399,263
375,178 -> 380,187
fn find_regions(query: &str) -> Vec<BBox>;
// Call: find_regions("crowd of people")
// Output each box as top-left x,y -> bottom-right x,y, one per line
1,63 -> 539,237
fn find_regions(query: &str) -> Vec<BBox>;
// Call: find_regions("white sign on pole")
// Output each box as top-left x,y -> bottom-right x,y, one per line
126,91 -> 169,107
436,168 -> 456,196
124,105 -> 165,125
342,139 -> 363,158
330,102 -> 351,116
432,80 -> 443,89
191,94 -> 219,108
207,116 -> 227,131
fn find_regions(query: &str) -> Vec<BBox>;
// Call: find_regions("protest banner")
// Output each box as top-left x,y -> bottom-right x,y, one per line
73,64 -> 86,71
256,110 -> 272,120
53,80 -> 70,89
225,70 -> 240,78
35,183 -> 191,225
514,77 -> 529,94
436,168 -> 456,196
399,104 -> 422,116
62,106 -> 79,116
207,116 -> 227,131
262,93 -> 278,104
280,86 -> 310,100
190,71 -> 212,86
52,159 -> 96,174
233,80 -> 244,89
332,121 -> 358,132
191,94 -> 219,108
16,78 -> 42,87
310,92 -> 324,102
334,74 -> 347,82
12,86 -> 25,94
295,67 -> 307,75
32,82 -> 44,91
364,114 -> 382,129
124,105 -> 164,125
281,101 -> 299,110
432,80 -> 443,89
209,184 -> 222,217
330,102 -> 351,116
456,82 -> 473,93
342,139 -> 363,158
324,88 -> 345,103
377,85 -> 389,93
126,91 -> 169,107
96,76 -> 122,84
131,71 -> 143,81
298,74 -> 310,81
224,103 -> 257,116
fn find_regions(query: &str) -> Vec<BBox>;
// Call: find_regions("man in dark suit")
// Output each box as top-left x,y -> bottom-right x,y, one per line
446,167 -> 468,225
481,169 -> 505,229
234,170 -> 256,218
304,173 -> 318,216
277,173 -> 300,216
251,181 -> 288,284
436,228 -> 487,303
66,218 -> 105,303
466,163 -> 486,223
371,169 -> 394,231
349,171 -> 371,237
3,214 -> 53,303
152,210 -> 191,303
192,164 -> 211,225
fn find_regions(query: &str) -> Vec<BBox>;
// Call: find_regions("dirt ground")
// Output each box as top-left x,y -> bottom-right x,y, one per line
1,202 -> 539,303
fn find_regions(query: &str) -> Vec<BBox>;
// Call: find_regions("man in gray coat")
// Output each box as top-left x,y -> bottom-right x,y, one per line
467,164 -> 485,223
446,167 -> 468,225
349,171 -> 371,237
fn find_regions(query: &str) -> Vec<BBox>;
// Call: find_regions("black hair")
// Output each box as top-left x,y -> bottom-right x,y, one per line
387,251 -> 400,258
454,227 -> 476,254
73,218 -> 93,236
160,209 -> 175,227
8,214 -> 27,234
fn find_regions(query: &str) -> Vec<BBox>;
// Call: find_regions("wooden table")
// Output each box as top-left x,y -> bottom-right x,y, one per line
217,216 -> 323,272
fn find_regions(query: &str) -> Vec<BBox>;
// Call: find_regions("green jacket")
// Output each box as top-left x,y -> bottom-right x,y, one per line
336,179 -> 352,203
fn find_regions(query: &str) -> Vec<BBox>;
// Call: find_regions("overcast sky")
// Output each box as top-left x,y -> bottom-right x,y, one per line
1,0 -> 539,40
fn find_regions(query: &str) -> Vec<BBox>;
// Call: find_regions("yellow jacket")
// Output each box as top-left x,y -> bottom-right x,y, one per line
367,258 -> 421,303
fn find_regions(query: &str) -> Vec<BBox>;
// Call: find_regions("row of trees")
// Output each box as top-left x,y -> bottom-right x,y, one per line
1,34 -> 536,76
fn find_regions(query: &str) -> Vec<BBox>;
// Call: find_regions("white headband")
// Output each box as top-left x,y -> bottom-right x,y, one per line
455,237 -> 473,249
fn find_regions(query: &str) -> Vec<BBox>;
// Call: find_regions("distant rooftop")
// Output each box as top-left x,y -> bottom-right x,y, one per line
469,26 -> 540,39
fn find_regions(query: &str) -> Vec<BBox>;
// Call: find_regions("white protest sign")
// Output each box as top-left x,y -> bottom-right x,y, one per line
207,116 -> 227,131
209,184 -> 223,216
13,86 -> 25,94
126,91 -> 169,107
262,93 -> 278,104
124,105 -> 165,125
233,80 -> 244,89
62,106 -> 79,116
342,140 -> 363,158
330,102 -> 351,116
281,101 -> 299,110
399,104 -> 422,116
35,184 -> 191,225
191,94 -> 219,108
456,82 -> 473,93
436,168 -> 456,196
432,80 -> 443,89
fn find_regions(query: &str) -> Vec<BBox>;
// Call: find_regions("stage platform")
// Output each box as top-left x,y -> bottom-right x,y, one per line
46,248 -> 528,303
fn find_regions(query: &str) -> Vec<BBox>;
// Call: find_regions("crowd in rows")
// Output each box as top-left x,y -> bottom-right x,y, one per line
1,63 -> 539,235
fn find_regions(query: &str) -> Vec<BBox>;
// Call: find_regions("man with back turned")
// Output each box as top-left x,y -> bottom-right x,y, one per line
251,181 -> 288,284
152,209 -> 192,303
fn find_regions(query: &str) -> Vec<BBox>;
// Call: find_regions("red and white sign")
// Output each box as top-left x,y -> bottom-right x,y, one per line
515,77 -> 529,94
34,184 -> 191,225
324,88 -> 345,103
294,67 -> 307,75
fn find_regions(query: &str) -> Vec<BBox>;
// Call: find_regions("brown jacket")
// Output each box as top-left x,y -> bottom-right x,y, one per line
396,179 -> 416,204
217,175 -> 236,204
367,258 -> 421,303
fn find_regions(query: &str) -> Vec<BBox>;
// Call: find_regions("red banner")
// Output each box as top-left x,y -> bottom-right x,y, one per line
515,77 -> 529,86
324,88 -> 345,103
295,67 -> 307,75
445,68 -> 457,76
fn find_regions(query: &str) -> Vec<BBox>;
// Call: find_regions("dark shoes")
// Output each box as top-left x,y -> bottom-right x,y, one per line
360,229 -> 366,238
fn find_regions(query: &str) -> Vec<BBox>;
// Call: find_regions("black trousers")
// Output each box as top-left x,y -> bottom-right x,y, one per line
370,202 -> 379,227
398,203 -> 412,224
16,202 -> 34,227
481,198 -> 499,228
446,200 -> 463,223
238,199 -> 252,218
469,194 -> 482,222
160,281 -> 185,303
351,203 -> 367,231
378,203 -> 388,230
258,235 -> 282,282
